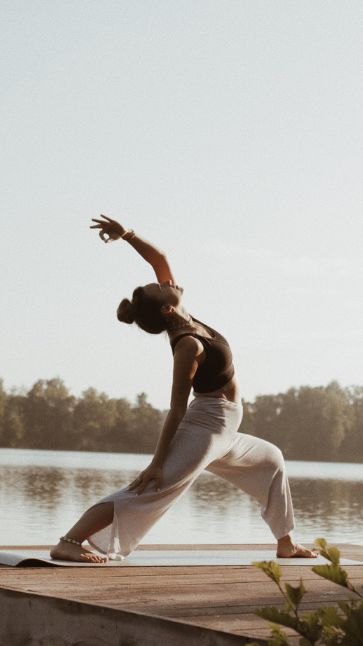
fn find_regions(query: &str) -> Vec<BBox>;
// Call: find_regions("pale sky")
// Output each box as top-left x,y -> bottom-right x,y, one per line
1,1 -> 362,409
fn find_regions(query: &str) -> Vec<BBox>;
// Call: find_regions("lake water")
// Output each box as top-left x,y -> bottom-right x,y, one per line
0,448 -> 362,546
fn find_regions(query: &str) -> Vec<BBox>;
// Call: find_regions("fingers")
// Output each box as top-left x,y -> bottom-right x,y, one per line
90,219 -> 107,226
90,216 -> 114,227
136,477 -> 162,494
90,217 -> 116,243
127,472 -> 144,490
90,220 -> 112,242
133,474 -> 150,494
127,474 -> 162,495
135,482 -> 148,494
90,215 -> 113,223
90,218 -> 111,230
99,230 -> 108,243
136,477 -> 160,494
128,479 -> 141,491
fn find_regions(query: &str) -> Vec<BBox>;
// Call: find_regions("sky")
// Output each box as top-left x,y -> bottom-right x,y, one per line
1,0 -> 362,410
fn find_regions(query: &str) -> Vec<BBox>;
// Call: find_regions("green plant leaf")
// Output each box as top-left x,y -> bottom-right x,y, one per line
269,624 -> 291,645
285,580 -> 306,608
320,624 -> 345,646
316,605 -> 343,628
298,612 -> 323,643
314,537 -> 328,551
340,600 -> 363,644
256,606 -> 298,630
312,563 -> 349,588
252,560 -> 282,584
314,538 -> 341,565
298,638 -> 316,646
328,547 -> 341,565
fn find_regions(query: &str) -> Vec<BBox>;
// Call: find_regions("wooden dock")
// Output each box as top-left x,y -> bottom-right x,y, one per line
1,543 -> 362,645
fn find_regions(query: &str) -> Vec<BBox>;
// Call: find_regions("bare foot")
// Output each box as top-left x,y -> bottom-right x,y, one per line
276,542 -> 318,558
50,540 -> 107,563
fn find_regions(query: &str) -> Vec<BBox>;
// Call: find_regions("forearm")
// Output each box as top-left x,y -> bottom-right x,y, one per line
151,408 -> 186,466
125,232 -> 165,267
91,216 -> 175,282
125,231 -> 175,283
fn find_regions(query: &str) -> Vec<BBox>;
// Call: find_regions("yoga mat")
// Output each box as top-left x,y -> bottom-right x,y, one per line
1,549 -> 361,567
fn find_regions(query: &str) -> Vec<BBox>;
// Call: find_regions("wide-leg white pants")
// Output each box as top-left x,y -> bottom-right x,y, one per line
88,396 -> 295,559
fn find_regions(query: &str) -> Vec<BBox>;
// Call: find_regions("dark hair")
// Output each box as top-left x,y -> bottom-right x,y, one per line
117,287 -> 167,334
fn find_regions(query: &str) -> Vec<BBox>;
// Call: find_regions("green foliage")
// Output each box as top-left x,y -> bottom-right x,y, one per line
285,580 -> 306,608
248,539 -> 363,646
0,377 -> 164,453
312,564 -> 348,589
268,625 -> 291,646
0,378 -> 362,458
253,560 -> 282,584
240,381 -> 361,462
255,607 -> 300,631
314,538 -> 341,565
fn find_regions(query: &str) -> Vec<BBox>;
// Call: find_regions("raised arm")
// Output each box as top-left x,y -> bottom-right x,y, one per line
90,214 -> 175,283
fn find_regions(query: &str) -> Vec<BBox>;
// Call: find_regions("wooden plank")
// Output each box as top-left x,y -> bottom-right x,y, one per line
0,543 -> 362,643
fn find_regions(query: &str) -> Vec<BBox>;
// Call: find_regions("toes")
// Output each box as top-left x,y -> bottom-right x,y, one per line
277,543 -> 319,558
295,545 -> 319,558
297,545 -> 317,556
81,552 -> 106,563
81,553 -> 99,562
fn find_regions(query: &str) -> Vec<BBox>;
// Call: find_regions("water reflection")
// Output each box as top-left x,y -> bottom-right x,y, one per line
291,478 -> 363,542
0,449 -> 362,545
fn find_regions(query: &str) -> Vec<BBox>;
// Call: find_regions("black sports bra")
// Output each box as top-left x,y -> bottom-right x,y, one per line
170,316 -> 235,393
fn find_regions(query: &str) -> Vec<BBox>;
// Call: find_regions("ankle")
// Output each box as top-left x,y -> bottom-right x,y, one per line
59,535 -> 83,547
277,535 -> 294,547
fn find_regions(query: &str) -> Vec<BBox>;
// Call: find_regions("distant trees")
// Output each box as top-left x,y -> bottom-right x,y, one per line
240,380 -> 362,462
339,385 -> 363,462
23,379 -> 75,450
0,378 -> 164,454
0,378 -> 361,461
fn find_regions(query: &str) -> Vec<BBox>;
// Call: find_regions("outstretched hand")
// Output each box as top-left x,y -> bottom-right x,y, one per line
127,463 -> 163,495
90,214 -> 127,243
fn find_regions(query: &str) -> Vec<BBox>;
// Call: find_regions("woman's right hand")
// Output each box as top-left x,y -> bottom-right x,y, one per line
127,463 -> 163,495
90,214 -> 127,243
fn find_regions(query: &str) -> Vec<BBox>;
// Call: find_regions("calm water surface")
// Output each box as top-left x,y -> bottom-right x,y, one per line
0,448 -> 362,545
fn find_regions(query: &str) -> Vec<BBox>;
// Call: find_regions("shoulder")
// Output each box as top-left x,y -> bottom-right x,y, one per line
173,335 -> 204,357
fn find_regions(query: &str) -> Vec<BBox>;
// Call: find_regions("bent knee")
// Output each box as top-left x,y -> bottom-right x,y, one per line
265,443 -> 285,471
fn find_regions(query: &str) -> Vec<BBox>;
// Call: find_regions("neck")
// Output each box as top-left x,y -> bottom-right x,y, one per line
166,309 -> 196,339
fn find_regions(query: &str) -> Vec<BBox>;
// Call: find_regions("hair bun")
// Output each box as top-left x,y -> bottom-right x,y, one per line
117,298 -> 135,324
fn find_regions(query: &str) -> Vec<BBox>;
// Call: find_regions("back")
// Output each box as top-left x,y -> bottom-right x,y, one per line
171,317 -> 235,393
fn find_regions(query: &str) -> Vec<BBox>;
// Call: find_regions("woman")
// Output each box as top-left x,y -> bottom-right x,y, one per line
50,215 -> 317,563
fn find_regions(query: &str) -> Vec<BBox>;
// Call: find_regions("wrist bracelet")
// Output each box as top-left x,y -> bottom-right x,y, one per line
121,229 -> 136,241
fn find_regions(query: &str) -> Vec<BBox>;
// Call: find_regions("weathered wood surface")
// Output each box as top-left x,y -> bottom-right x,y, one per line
0,543 -> 362,643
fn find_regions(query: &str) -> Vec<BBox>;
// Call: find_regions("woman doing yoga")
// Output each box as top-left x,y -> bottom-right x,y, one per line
50,215 -> 317,563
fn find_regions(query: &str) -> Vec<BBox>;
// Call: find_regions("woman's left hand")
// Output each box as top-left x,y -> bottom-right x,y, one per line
90,214 -> 127,243
127,463 -> 163,495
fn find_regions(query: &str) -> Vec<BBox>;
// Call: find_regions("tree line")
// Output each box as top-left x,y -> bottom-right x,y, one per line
0,378 -> 361,462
